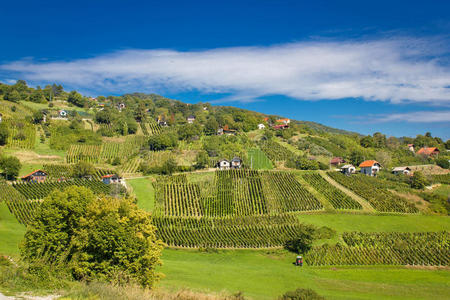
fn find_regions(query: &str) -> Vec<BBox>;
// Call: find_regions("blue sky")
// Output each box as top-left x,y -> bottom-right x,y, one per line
1,0 -> 449,138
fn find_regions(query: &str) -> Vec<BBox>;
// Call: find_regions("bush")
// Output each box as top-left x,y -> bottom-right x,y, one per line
435,158 -> 450,169
279,288 -> 325,300
284,227 -> 315,254
21,186 -> 164,288
0,156 -> 21,180
410,171 -> 429,189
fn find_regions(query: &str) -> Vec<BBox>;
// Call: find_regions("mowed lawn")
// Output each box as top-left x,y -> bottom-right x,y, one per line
0,202 -> 26,257
127,177 -> 155,212
159,249 -> 450,300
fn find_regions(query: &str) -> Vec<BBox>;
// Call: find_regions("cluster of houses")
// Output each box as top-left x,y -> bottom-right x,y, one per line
217,157 -> 243,170
20,169 -> 122,185
333,159 -> 413,177
408,144 -> 440,157
256,117 -> 291,131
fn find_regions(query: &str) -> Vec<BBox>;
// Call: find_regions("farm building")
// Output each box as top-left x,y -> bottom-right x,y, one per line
257,123 -> 266,130
218,125 -> 237,135
102,174 -> 122,184
21,170 -> 48,183
359,160 -> 381,176
276,118 -> 290,125
116,102 -> 126,111
392,166 -> 412,175
417,147 -> 440,157
187,115 -> 196,124
217,159 -> 230,170
273,124 -> 289,130
58,110 -> 68,118
407,144 -> 415,152
340,164 -> 355,175
231,157 -> 242,169
330,157 -> 346,166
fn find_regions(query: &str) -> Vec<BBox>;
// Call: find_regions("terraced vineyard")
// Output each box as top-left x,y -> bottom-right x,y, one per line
306,231 -> 449,266
66,136 -> 147,163
12,179 -> 111,200
154,170 -> 322,218
140,120 -> 162,136
258,140 -> 295,162
3,119 -> 36,149
301,173 -> 362,210
327,172 -> 418,213
153,214 -> 314,248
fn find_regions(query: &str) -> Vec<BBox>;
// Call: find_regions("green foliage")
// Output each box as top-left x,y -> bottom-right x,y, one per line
287,156 -> 319,170
148,132 -> 178,151
0,155 -> 21,180
21,186 -> 164,287
0,123 -> 9,145
279,288 -> 325,300
204,117 -> 219,135
194,150 -> 209,170
410,171 -> 429,189
68,91 -> 85,107
284,228 -> 315,254
71,161 -> 96,178
419,192 -> 449,215
435,158 -> 450,169
50,123 -> 102,150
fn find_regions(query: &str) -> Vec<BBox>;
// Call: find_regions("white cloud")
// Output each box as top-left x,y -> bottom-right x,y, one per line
1,37 -> 450,104
361,111 -> 450,123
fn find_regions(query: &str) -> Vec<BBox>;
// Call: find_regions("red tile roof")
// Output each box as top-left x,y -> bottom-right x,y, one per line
21,169 -> 47,179
330,157 -> 345,164
417,147 -> 439,156
359,160 -> 379,168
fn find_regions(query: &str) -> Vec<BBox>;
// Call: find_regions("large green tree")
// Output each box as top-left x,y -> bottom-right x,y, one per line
0,156 -> 21,179
21,186 -> 164,287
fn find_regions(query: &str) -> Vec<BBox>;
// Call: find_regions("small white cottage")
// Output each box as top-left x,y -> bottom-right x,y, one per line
340,164 -> 356,175
187,115 -> 196,124
217,159 -> 230,170
359,160 -> 381,176
257,123 -> 266,130
392,166 -> 411,175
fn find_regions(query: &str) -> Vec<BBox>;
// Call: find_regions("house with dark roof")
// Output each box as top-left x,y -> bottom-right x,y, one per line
392,166 -> 412,175
417,147 -> 440,157
231,157 -> 242,169
21,170 -> 47,183
340,164 -> 356,175
102,174 -> 122,184
359,160 -> 381,176
187,115 -> 196,124
330,157 -> 346,166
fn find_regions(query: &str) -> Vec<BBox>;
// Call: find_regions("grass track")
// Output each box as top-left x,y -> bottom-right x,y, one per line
0,202 -> 26,257
159,249 -> 450,300
127,177 -> 155,212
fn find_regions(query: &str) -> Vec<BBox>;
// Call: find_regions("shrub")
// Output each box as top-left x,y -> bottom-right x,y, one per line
410,171 -> 429,189
21,186 -> 164,288
279,288 -> 325,300
284,227 -> 315,254
436,158 -> 449,169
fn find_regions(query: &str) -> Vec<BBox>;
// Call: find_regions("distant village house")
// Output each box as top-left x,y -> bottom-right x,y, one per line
257,123 -> 266,130
359,160 -> 381,176
392,166 -> 411,175
187,115 -> 196,124
217,159 -> 230,170
417,147 -> 440,157
407,144 -> 415,152
102,174 -> 122,184
21,170 -> 47,183
340,164 -> 356,175
231,157 -> 242,169
330,157 -> 346,166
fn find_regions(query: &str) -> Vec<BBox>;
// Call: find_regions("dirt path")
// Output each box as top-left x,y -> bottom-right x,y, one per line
318,171 -> 375,212
0,293 -> 58,300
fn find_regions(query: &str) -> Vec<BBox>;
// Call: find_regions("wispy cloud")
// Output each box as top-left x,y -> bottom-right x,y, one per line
356,110 -> 450,124
1,37 -> 450,104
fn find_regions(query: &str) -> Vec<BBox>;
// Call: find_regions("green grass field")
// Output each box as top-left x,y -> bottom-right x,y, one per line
0,202 -> 26,257
127,177 -> 155,212
159,249 -> 450,300
247,148 -> 273,169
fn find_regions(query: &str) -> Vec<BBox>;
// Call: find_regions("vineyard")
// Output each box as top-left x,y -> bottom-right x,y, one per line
3,119 -> 36,149
140,120 -> 162,136
42,164 -> 116,180
430,174 -> 450,185
301,173 -> 362,210
305,231 -> 449,266
12,179 -> 111,200
66,136 -> 147,163
0,182 -> 39,224
258,140 -> 295,162
153,214 -> 314,248
327,172 -> 418,213
247,148 -> 273,169
154,170 -> 323,218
